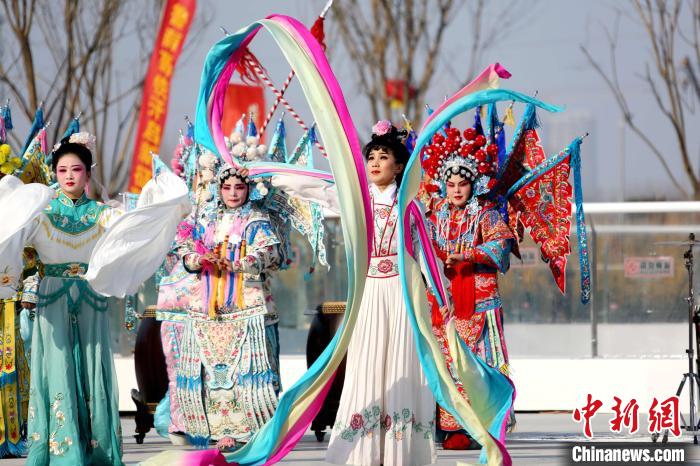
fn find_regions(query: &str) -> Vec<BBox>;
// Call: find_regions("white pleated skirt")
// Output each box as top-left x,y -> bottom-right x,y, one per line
326,274 -> 436,466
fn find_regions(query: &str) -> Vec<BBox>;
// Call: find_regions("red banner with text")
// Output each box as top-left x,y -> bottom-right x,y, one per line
128,0 -> 196,193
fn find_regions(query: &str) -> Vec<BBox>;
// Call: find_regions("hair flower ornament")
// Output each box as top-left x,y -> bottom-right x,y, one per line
372,120 -> 393,136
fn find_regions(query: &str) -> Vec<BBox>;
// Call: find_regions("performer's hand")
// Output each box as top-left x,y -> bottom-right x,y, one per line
199,252 -> 219,267
21,302 -> 36,310
219,258 -> 234,272
445,254 -> 464,267
440,305 -> 451,321
231,260 -> 243,272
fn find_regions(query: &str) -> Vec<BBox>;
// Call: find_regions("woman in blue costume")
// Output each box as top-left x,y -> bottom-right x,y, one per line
0,132 -> 190,465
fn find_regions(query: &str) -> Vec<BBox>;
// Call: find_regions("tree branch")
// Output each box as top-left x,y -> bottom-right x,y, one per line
580,1 -> 698,198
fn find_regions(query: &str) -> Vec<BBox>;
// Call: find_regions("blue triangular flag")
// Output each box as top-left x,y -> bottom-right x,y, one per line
62,117 -> 80,139
233,114 -> 246,137
21,107 -> 44,155
246,114 -> 258,138
151,153 -> 170,178
267,116 -> 288,163
287,125 -> 315,166
2,105 -> 13,130
474,106 -> 484,136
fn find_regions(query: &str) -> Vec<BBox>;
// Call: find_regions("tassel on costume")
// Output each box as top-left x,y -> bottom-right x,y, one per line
429,294 -> 444,328
569,138 -> 591,304
524,105 -> 540,130
236,241 -> 246,309
503,106 -> 516,126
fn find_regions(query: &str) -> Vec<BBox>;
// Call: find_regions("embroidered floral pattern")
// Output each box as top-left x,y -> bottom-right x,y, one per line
190,315 -> 278,442
205,393 -> 252,440
377,259 -> 393,274
368,256 -> 399,278
47,191 -> 107,235
156,262 -> 201,318
47,393 -> 72,456
43,262 -> 89,279
0,266 -> 18,291
181,208 -> 281,321
0,273 -> 12,287
333,405 -> 435,442
371,201 -> 399,256
66,263 -> 85,277
333,405 -> 382,441
383,408 -> 435,441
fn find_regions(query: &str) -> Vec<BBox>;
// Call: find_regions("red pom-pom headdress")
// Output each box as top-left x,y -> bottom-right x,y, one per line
421,126 -> 498,182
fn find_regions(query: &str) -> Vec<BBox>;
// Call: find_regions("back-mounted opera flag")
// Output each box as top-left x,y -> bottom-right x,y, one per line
128,0 -> 196,193
221,83 -> 266,143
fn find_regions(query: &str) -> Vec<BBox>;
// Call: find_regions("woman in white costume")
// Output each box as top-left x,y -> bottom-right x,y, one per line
326,121 -> 436,466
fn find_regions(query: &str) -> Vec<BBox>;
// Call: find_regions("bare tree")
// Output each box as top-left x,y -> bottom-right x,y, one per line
0,0 -> 211,196
582,0 -> 700,199
680,1 -> 700,101
328,0 -> 537,127
457,0 -> 539,85
330,0 -> 458,126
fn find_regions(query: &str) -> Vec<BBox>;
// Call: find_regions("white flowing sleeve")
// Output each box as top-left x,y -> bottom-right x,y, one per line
0,176 -> 53,299
0,175 -> 53,244
84,171 -> 192,298
270,174 -> 340,214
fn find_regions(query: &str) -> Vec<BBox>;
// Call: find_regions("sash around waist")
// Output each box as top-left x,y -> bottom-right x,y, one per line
367,254 -> 399,278
44,262 -> 88,280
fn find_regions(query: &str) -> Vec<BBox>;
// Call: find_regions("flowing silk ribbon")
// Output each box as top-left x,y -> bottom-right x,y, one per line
143,14 -> 565,466
397,88 -> 563,466
421,63 -> 511,133
142,14 -> 373,466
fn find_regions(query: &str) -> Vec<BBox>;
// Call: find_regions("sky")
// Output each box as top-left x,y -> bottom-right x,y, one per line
5,0 -> 700,202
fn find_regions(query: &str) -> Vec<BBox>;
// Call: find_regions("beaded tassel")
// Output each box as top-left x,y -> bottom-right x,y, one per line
225,243 -> 235,308
209,242 -> 222,319
236,240 -> 246,308
231,243 -> 240,308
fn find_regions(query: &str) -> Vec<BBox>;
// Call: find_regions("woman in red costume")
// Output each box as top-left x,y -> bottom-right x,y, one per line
421,125 -> 515,450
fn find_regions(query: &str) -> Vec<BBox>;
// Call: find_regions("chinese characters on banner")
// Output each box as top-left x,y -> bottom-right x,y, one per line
573,394 -> 680,438
128,0 -> 197,193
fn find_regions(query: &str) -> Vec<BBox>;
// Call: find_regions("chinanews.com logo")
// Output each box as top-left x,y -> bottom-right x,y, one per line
567,443 -> 686,465
563,394 -> 688,465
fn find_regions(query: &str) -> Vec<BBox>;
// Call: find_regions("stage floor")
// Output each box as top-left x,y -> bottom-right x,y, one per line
2,413 -> 696,465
